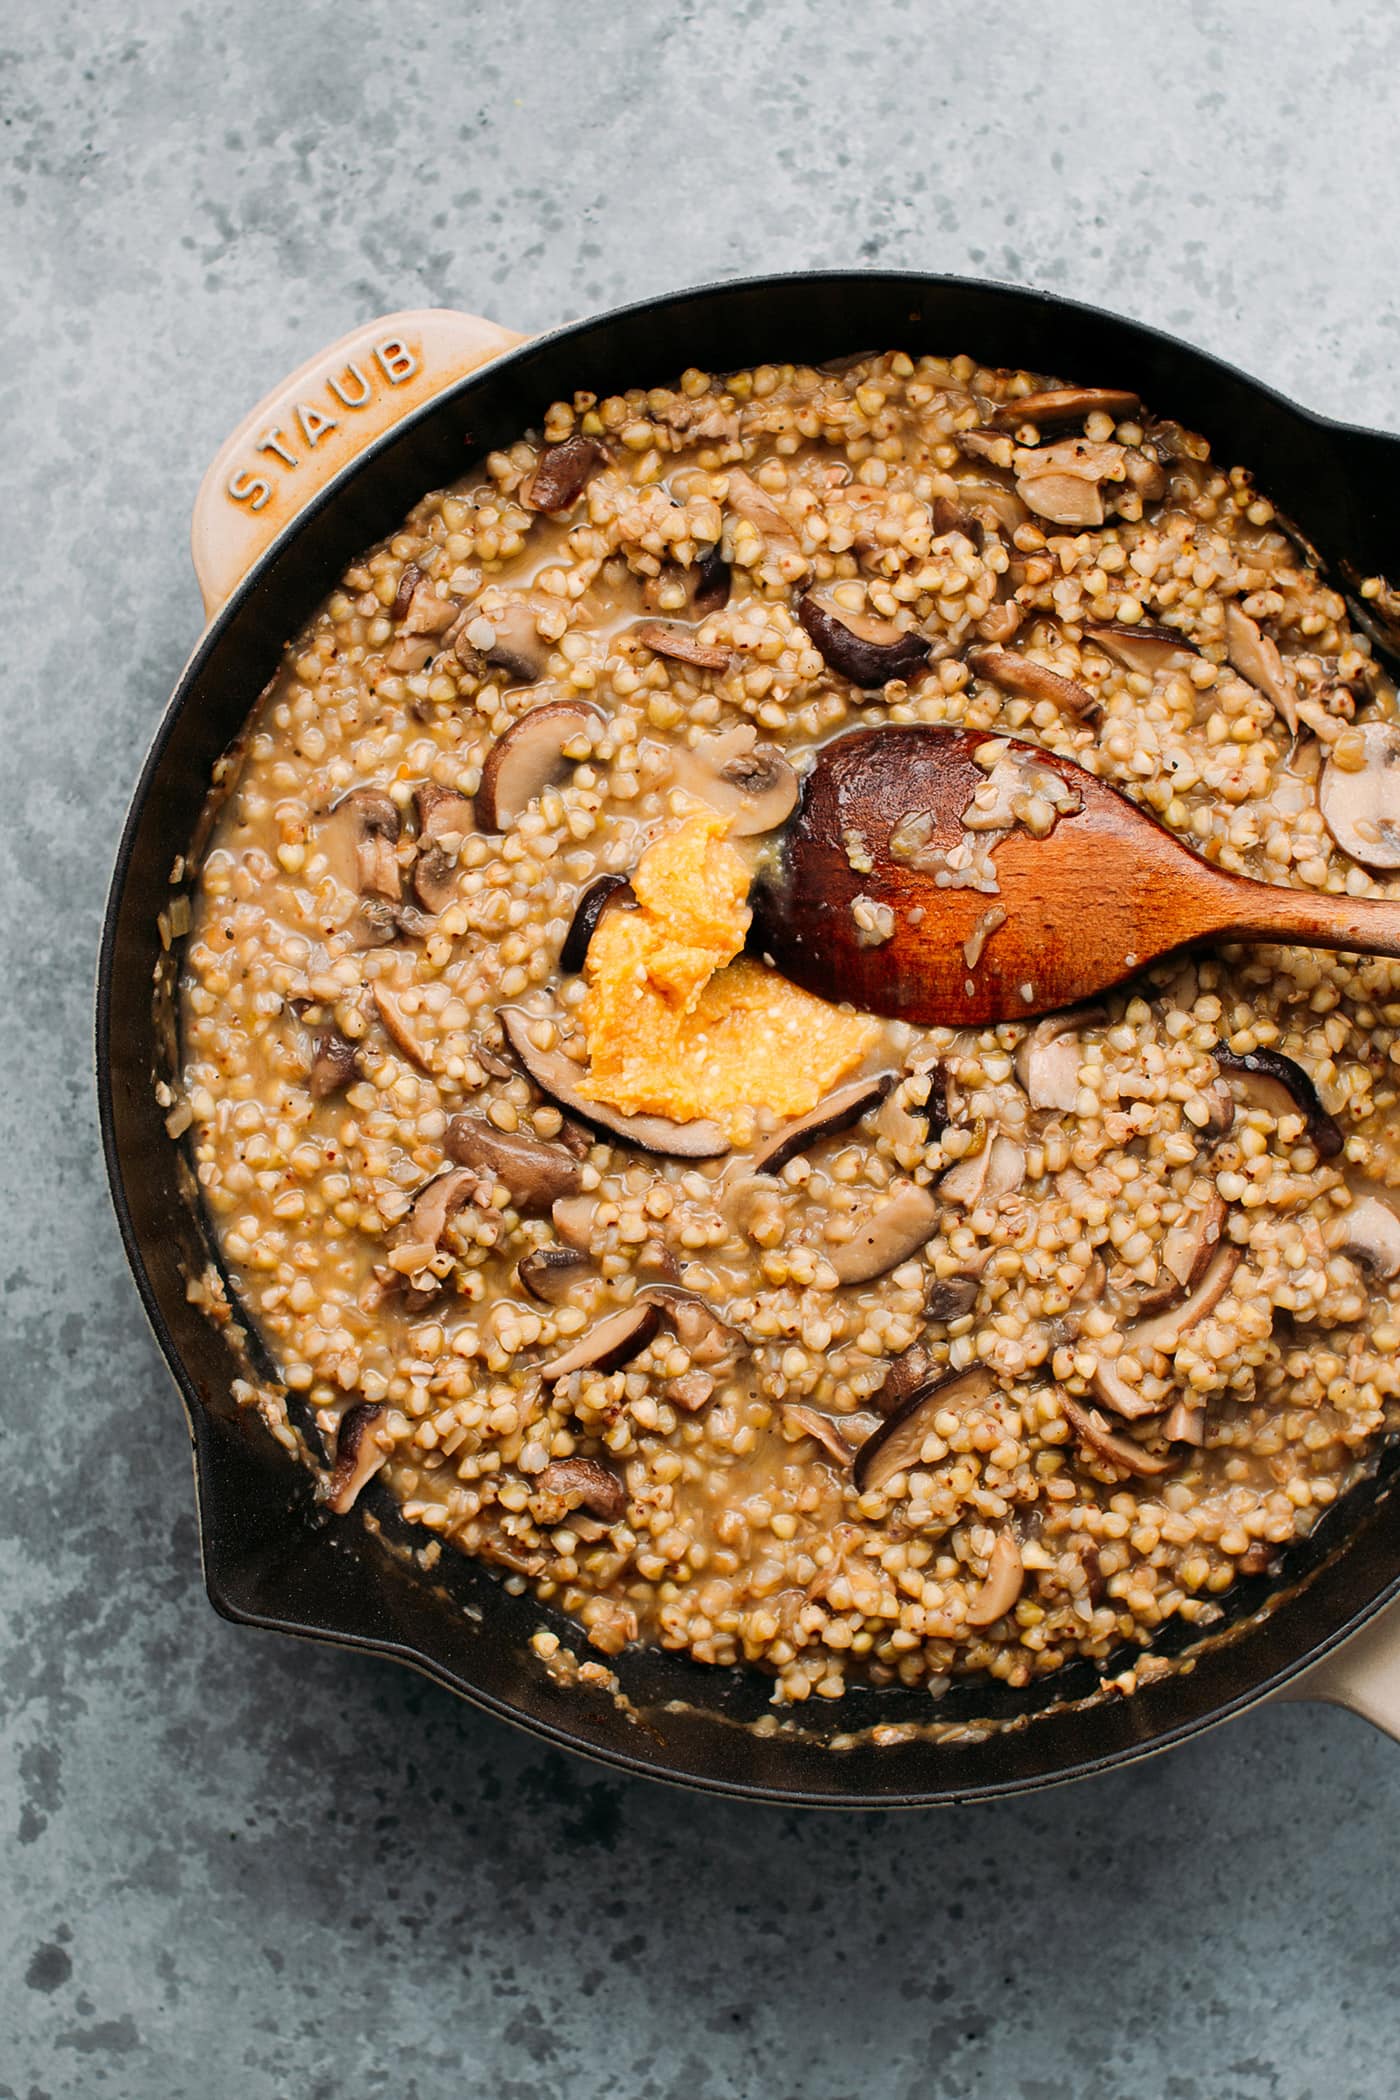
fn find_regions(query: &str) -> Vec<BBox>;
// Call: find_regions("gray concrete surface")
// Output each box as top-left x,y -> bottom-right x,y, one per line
4,1 -> 1400,2093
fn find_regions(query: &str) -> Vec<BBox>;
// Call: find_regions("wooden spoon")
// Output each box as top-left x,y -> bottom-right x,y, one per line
749,726 -> 1400,1026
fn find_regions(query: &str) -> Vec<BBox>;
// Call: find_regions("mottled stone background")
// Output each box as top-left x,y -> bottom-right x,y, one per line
5,1 -> 1400,2094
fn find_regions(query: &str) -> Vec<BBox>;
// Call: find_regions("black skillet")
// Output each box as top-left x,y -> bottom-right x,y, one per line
98,271 -> 1400,1806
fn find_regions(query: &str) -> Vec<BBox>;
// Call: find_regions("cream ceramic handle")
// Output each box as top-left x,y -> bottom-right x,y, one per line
191,308 -> 526,619
1271,1597 -> 1400,1738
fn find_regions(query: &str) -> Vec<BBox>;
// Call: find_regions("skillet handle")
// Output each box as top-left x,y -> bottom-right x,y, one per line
1271,1599 -> 1400,1739
190,308 -> 526,620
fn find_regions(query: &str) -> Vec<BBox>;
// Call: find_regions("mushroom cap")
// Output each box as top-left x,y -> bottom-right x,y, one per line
475,700 -> 605,833
989,386 -> 1139,432
633,621 -> 732,672
1213,1044 -> 1343,1158
1224,603 -> 1299,732
1014,1010 -> 1100,1112
517,1245 -> 592,1303
521,434 -> 603,514
798,594 -> 930,689
1319,721 -> 1400,871
559,874 -> 636,975
966,646 -> 1098,720
779,1404 -> 857,1468
1057,1392 -> 1174,1478
964,1533 -> 1025,1628
444,1114 -> 584,1211
500,1007 -> 730,1159
1339,1192 -> 1400,1279
534,1455 -> 627,1522
750,1070 -> 896,1175
668,725 -> 800,837
853,1363 -> 996,1494
1085,621 -> 1199,677
829,1183 -> 942,1284
540,1300 -> 662,1379
322,1402 -> 389,1514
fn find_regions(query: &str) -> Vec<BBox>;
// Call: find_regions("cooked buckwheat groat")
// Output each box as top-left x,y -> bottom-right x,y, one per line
177,351 -> 1400,1705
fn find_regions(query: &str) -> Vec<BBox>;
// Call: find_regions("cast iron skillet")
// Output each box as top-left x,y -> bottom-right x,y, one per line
99,270 -> 1400,1806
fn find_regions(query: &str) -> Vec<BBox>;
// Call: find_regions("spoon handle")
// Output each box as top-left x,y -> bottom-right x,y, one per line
1210,874 -> 1400,961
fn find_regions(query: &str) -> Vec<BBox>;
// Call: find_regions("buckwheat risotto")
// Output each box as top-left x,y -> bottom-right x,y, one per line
175,351 -> 1400,1704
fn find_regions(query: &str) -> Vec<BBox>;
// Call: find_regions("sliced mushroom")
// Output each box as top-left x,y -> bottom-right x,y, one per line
966,645 -> 1098,720
668,724 -> 800,836
391,564 -> 461,635
955,430 -> 1015,467
940,1133 -> 1026,1209
932,492 -> 981,539
964,1534 -> 1025,1627
1163,1399 -> 1206,1446
633,620 -> 732,672
830,1183 -> 942,1285
444,1113 -> 583,1211
1136,1191 -> 1229,1314
1015,1010 -> 1100,1112
989,386 -> 1139,432
517,1245 -> 592,1303
475,700 -> 605,832
724,468 -> 805,561
325,788 -> 402,899
1057,1393 -> 1174,1478
540,1299 -> 662,1380
1213,1045 -> 1343,1158
322,1401 -> 388,1514
924,1267 -> 984,1324
521,433 -> 603,513
534,1455 -> 627,1523
465,598 -> 553,686
401,1165 -> 482,1251
667,1370 -> 716,1413
500,1007 -> 730,1159
411,782 -> 474,912
559,874 -> 635,975
371,981 -> 435,1071
1089,1242 -> 1243,1420
1319,720 -> 1400,871
779,1404 -> 856,1468
798,595 -> 930,689
309,1029 -> 360,1099
354,897 -> 432,949
750,1071 -> 896,1175
1085,622 -> 1201,676
953,478 -> 1029,537
1224,604 -> 1299,733
1338,1192 -> 1400,1279
853,1364 -> 996,1494
639,1285 -> 742,1370
872,1342 -> 934,1416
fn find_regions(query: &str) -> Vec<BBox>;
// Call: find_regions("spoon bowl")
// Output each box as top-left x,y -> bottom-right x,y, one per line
750,726 -> 1400,1026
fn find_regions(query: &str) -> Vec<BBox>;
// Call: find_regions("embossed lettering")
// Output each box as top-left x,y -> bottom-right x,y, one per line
296,402 -> 339,449
228,469 -> 273,511
257,426 -> 298,469
375,338 -> 419,386
328,361 -> 371,409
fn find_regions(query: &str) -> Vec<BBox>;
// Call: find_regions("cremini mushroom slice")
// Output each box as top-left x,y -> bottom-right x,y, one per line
521,433 -> 603,514
353,897 -> 432,950
923,1268 -> 984,1324
559,874 -> 635,974
723,467 -> 806,568
668,725 -> 800,836
1213,1044 -> 1343,1158
872,1342 -> 934,1416
464,598 -> 552,686
1337,1192 -> 1400,1279
853,1364 -> 996,1494
632,621 -> 732,672
1013,439 -> 1124,529
475,700 -> 605,833
534,1455 -> 627,1523
639,1285 -> 742,1370
540,1299 -> 662,1380
932,492 -> 981,539
444,1114 -> 583,1211
646,542 -> 733,617
411,782 -> 473,913
1224,604 -> 1299,732
322,1402 -> 389,1514
387,566 -> 465,670
1015,1009 -> 1102,1112
308,1029 -> 360,1099
371,981 -> 436,1072
500,1008 -> 730,1159
798,594 -> 930,689
1057,1393 -> 1174,1478
966,645 -> 1099,721
1137,1191 -> 1229,1314
779,1404 -> 857,1468
1085,621 -> 1201,677
990,386 -> 1140,432
517,1244 -> 592,1303
1319,720 -> 1400,871
829,1183 -> 942,1284
1089,1241 -> 1242,1420
750,1071 -> 897,1175
940,1133 -> 1026,1208
400,1165 -> 482,1253
1163,1399 -> 1206,1446
322,788 -> 403,900
953,478 -> 1028,536
964,1534 -> 1025,1627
